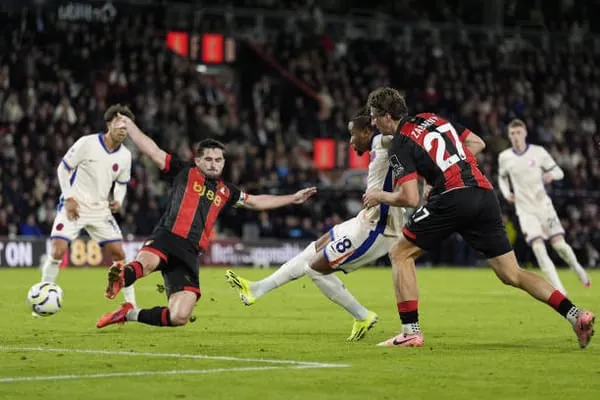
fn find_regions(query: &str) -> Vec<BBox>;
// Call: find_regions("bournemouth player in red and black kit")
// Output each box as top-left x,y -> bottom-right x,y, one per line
362,87 -> 594,348
96,116 -> 317,329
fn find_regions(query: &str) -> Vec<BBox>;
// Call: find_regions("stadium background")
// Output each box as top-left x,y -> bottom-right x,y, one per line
0,0 -> 599,270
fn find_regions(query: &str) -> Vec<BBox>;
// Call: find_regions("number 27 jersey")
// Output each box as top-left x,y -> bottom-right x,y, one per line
389,113 -> 492,196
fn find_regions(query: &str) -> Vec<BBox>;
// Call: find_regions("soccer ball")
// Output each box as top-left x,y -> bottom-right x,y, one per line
27,282 -> 64,316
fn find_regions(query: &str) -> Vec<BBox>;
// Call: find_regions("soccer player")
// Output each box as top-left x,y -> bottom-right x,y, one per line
224,113 -> 404,341
96,116 -> 317,329
498,119 -> 590,294
36,105 -> 137,313
362,87 -> 595,348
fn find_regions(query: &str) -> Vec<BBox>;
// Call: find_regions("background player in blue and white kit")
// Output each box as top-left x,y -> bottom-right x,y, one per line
225,113 -> 405,341
35,105 -> 137,310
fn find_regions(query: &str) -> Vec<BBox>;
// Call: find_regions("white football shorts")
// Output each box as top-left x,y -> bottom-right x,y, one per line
322,216 -> 397,273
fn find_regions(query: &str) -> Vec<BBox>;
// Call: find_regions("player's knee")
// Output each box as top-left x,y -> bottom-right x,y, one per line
169,309 -> 190,326
310,257 -> 332,275
50,242 -> 68,260
110,248 -> 126,261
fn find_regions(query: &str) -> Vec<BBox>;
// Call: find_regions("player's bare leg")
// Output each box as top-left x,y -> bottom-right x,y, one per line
488,250 -> 595,348
104,241 -> 137,307
105,250 -> 159,299
550,235 -> 591,287
530,238 -> 567,294
378,236 -> 425,347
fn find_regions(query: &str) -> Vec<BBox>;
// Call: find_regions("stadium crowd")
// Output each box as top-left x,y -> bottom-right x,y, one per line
0,3 -> 598,267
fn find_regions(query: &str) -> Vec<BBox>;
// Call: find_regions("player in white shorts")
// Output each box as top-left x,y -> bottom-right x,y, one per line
498,118 -> 590,294
35,104 -> 137,312
225,113 -> 405,341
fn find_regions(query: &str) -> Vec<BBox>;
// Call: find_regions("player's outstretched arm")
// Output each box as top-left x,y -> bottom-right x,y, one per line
363,179 -> 420,208
120,115 -> 168,170
242,187 -> 317,211
462,131 -> 486,156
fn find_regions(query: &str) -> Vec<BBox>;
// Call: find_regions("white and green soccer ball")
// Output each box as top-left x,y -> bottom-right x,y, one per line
27,282 -> 64,316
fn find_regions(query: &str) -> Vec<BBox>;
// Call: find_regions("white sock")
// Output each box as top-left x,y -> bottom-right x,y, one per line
115,260 -> 137,307
532,241 -> 567,294
552,240 -> 590,284
402,323 -> 421,335
126,308 -> 140,321
566,306 -> 580,326
250,242 -> 316,298
41,257 -> 61,283
122,285 -> 137,307
305,266 -> 370,320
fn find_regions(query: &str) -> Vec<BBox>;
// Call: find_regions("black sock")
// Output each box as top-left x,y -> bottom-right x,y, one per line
137,306 -> 173,327
400,311 -> 419,325
123,261 -> 143,287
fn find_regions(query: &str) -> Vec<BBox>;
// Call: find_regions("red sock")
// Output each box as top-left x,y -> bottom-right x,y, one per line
547,290 -> 576,318
397,300 -> 419,324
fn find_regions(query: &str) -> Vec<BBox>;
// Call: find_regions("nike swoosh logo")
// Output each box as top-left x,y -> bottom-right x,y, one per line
392,336 -> 417,346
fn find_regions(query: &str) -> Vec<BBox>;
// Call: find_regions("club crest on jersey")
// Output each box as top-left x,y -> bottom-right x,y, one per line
389,155 -> 405,178
528,160 -> 536,167
112,163 -> 119,172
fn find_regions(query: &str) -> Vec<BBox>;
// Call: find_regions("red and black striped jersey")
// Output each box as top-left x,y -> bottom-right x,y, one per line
389,113 -> 492,196
155,154 -> 242,252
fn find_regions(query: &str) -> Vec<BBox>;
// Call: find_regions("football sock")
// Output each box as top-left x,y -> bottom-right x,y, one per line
41,257 -> 61,283
123,261 -> 144,287
398,300 -> 421,334
547,290 -> 579,325
532,241 -> 566,294
551,240 -> 589,282
250,242 -> 316,298
305,266 -> 370,320
115,260 -> 137,306
134,306 -> 173,327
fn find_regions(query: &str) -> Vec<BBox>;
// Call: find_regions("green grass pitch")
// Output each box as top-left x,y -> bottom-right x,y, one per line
0,267 -> 599,400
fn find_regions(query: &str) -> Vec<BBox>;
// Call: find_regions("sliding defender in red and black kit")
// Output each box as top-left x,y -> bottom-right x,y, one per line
96,116 -> 317,329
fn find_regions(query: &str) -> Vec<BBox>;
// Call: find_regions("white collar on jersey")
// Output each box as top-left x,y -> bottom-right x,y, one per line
98,133 -> 122,154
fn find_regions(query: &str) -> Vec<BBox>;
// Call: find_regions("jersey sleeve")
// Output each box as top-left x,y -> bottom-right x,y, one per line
539,148 -> 558,171
116,152 -> 132,184
225,184 -> 248,209
388,136 -> 418,186
497,152 -> 508,178
160,153 -> 191,180
452,121 -> 474,143
61,137 -> 87,171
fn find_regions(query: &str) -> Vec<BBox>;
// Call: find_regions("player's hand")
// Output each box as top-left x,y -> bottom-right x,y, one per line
363,189 -> 383,208
110,200 -> 121,213
65,197 -> 80,221
292,187 -> 317,204
542,172 -> 554,184
507,194 -> 515,204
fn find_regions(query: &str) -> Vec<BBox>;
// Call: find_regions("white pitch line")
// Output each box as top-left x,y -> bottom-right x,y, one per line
0,366 -> 303,383
0,346 -> 349,368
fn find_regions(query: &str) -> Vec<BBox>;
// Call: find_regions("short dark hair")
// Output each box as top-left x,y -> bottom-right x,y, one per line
367,87 -> 408,120
104,104 -> 135,123
349,112 -> 373,131
196,138 -> 226,157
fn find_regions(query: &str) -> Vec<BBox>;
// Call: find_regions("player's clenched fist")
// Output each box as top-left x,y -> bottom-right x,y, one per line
292,187 -> 317,204
363,189 -> 383,208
